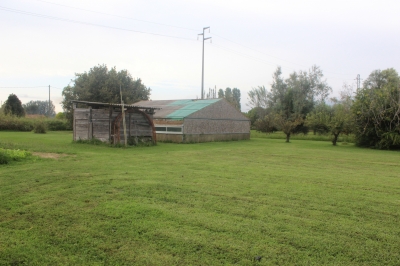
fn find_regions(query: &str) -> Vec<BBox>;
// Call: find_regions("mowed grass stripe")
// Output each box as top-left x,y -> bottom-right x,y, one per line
0,131 -> 400,265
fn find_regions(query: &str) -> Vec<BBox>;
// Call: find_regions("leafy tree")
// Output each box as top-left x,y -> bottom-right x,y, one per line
247,86 -> 268,109
55,112 -> 66,120
305,103 -> 331,135
306,89 -> 354,145
352,68 -> 400,149
254,113 -> 277,133
3,94 -> 25,117
329,103 -> 353,145
62,64 -> 151,124
23,100 -> 56,117
246,107 -> 266,128
250,66 -> 331,142
232,88 -> 241,110
218,89 -> 224,98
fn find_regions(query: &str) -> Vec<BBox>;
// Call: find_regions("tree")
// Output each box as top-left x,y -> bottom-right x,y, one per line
62,64 -> 151,124
218,89 -> 224,98
250,65 -> 332,142
306,89 -> 354,146
304,103 -> 331,135
246,107 -> 266,128
247,86 -> 268,109
232,88 -> 241,110
3,94 -> 25,117
352,68 -> 400,149
23,100 -> 56,117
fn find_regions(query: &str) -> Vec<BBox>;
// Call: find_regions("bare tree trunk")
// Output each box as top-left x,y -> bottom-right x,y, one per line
332,133 -> 339,146
286,133 -> 291,143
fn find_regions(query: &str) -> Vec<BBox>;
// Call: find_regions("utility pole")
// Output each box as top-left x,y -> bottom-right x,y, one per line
198,27 -> 212,99
356,74 -> 361,90
120,85 -> 127,147
48,85 -> 51,117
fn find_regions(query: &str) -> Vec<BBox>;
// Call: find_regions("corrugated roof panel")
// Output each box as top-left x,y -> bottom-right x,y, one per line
166,99 -> 220,120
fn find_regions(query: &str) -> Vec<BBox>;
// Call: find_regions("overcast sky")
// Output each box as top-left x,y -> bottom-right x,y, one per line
1,0 -> 399,112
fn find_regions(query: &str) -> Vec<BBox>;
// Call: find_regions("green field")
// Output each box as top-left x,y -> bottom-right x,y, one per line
1,131 -> 400,265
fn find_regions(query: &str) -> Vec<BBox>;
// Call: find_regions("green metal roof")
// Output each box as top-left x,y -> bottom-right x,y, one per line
166,99 -> 221,120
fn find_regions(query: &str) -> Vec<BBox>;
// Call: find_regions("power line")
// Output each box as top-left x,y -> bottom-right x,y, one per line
0,86 -> 49,88
17,2 -> 354,78
36,0 -> 198,32
0,6 -> 196,41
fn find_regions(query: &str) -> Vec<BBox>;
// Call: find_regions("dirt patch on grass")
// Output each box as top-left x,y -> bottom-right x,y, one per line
32,152 -> 70,159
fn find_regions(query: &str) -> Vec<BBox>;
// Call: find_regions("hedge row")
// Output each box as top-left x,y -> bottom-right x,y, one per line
0,114 -> 72,131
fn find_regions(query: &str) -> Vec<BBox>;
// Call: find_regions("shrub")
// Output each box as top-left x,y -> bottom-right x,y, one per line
55,112 -> 66,120
0,148 -> 31,164
46,119 -> 72,131
33,120 -> 47,134
0,114 -> 33,131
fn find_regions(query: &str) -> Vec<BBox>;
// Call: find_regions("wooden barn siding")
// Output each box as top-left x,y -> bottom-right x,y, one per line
74,108 -> 153,142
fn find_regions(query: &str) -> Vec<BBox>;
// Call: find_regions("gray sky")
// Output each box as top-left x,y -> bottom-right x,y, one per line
1,0 -> 399,112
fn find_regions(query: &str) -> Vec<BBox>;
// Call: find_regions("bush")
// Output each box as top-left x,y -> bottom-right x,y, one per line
0,114 -> 33,131
33,120 -> 47,134
55,112 -> 66,120
0,148 -> 31,164
46,119 -> 72,131
0,114 -> 71,131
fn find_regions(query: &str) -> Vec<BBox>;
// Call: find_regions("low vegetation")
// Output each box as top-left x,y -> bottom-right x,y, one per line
0,148 -> 31,164
0,113 -> 71,131
1,131 -> 399,265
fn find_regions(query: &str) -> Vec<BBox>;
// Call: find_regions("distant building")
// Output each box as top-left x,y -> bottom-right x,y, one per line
134,98 -> 250,143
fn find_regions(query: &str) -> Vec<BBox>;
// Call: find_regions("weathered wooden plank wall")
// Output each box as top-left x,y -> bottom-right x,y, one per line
73,108 -> 153,143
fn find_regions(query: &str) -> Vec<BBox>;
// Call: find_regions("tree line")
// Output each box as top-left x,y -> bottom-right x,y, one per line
247,66 -> 400,149
0,94 -> 56,117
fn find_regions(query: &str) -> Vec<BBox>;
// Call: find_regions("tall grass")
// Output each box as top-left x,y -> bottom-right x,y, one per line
0,114 -> 71,131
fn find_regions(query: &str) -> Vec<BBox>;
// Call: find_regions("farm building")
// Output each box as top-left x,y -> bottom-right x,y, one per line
72,101 -> 159,144
134,98 -> 250,143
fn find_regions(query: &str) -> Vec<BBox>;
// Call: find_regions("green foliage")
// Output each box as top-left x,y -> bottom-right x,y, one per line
33,120 -> 47,134
0,114 -> 71,131
55,112 -> 66,120
218,88 -> 224,98
62,64 -> 151,126
0,148 -> 31,164
305,103 -> 331,135
46,119 -> 72,131
0,113 -> 34,131
352,68 -> 400,149
254,112 -> 276,133
3,94 -> 25,117
245,107 -> 266,128
249,66 -> 332,142
23,100 -> 56,116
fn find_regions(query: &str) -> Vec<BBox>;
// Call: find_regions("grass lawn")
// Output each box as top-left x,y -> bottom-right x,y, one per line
1,131 -> 400,265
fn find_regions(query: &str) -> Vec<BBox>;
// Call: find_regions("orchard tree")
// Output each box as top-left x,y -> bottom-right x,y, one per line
62,64 -> 151,124
306,89 -> 354,146
352,68 -> 400,149
3,94 -> 25,117
23,100 -> 55,116
250,65 -> 332,142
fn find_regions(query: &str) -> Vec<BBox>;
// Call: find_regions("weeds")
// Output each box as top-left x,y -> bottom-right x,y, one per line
0,148 -> 31,164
